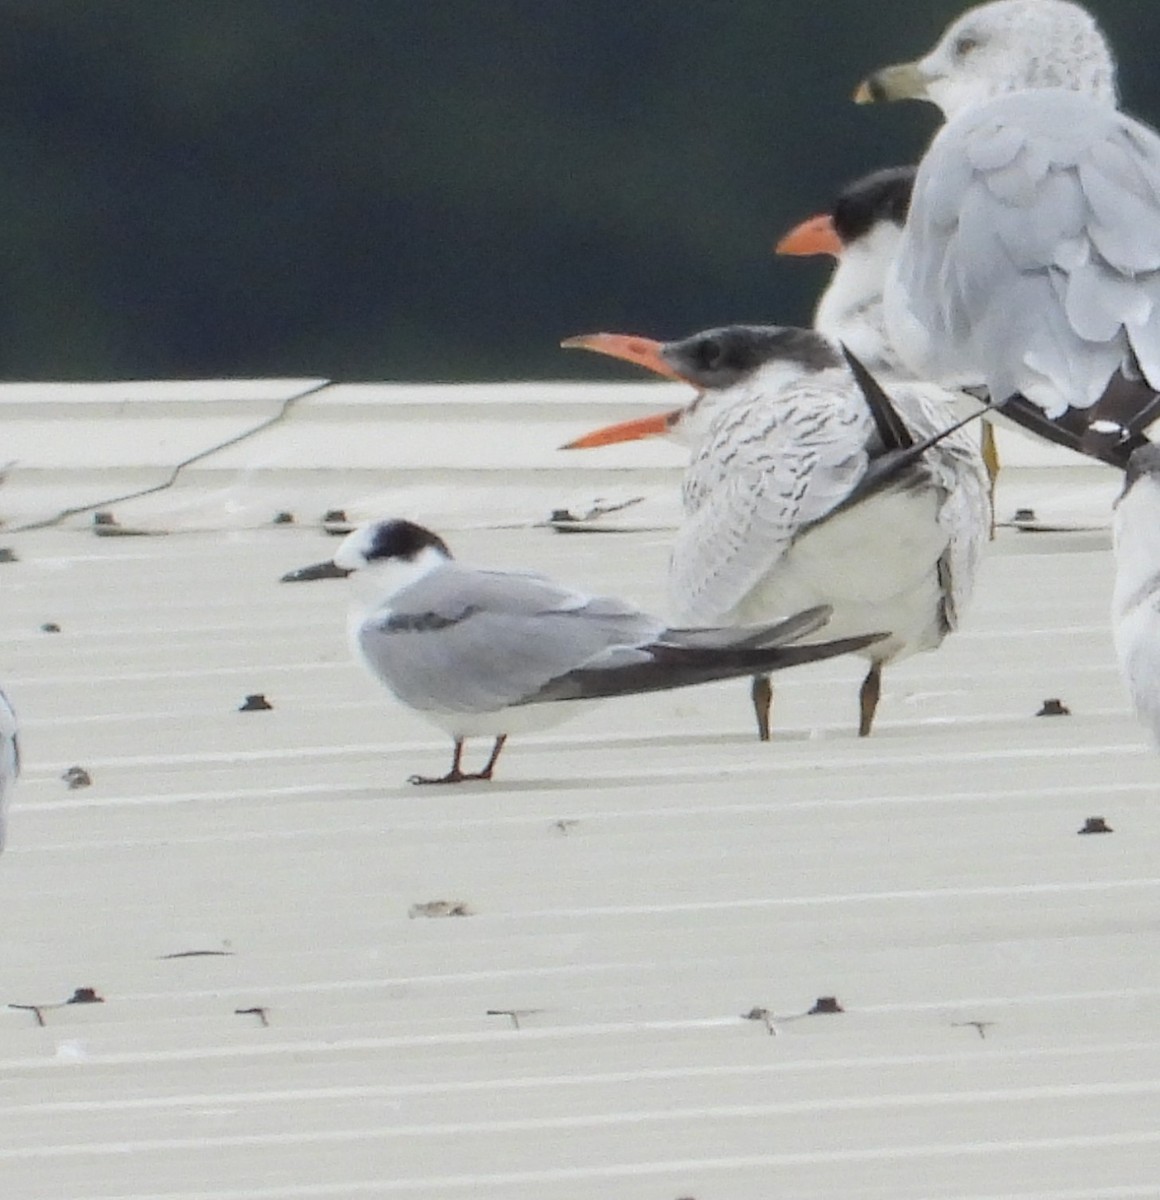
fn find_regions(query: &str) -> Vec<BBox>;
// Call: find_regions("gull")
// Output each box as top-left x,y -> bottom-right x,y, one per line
283,519 -> 886,784
562,326 -> 991,738
0,688 -> 18,852
854,0 -> 1160,444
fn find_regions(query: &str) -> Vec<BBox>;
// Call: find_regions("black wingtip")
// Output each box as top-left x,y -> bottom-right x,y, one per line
841,344 -> 913,452
1078,372 -> 1160,469
999,372 -> 1160,471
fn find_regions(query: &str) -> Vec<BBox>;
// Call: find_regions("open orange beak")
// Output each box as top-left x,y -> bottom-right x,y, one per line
775,213 -> 843,258
560,332 -> 687,450
561,408 -> 682,450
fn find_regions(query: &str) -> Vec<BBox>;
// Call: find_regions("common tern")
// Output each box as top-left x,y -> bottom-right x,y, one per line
563,327 -> 990,739
285,519 -> 886,784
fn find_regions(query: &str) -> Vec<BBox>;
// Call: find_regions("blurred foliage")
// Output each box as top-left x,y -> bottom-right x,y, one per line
0,0 -> 1154,380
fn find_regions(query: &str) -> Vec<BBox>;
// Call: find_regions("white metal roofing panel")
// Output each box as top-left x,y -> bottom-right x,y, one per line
0,512 -> 1154,1199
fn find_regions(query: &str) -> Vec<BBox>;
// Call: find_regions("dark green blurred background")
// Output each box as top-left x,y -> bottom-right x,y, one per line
0,1 -> 1155,380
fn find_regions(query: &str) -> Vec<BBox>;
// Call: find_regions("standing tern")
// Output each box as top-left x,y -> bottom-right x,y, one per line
855,0 -> 1160,435
0,688 -> 18,851
562,326 -> 991,739
284,519 -> 886,784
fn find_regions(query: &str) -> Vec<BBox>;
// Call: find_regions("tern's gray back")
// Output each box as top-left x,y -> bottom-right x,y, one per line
357,563 -> 663,715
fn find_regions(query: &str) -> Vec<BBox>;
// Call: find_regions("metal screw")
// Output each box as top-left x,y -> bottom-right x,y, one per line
1078,816 -> 1113,835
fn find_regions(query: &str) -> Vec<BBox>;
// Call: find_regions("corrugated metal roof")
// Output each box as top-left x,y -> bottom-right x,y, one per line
0,472 -> 1156,1198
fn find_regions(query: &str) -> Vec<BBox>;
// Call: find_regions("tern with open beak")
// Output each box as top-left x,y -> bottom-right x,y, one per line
855,0 -> 1160,443
283,519 -> 887,784
562,327 -> 991,740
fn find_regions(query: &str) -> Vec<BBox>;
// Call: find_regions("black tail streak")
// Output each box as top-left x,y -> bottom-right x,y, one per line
832,345 -> 986,516
1078,372 -> 1160,469
531,631 -> 888,703
842,345 -> 913,452
1001,395 -> 1093,456
994,372 -> 1158,470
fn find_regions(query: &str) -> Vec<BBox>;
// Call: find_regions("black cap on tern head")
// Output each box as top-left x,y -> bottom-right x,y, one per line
360,519 -> 453,563
662,326 -> 841,391
831,166 -> 916,245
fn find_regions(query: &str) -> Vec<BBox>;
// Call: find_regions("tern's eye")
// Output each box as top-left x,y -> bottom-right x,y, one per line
953,34 -> 980,57
696,337 -> 724,372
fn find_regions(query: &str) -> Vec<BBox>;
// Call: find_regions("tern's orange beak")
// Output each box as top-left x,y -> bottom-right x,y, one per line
560,409 -> 681,450
775,213 -> 843,258
559,332 -> 684,382
559,331 -> 689,450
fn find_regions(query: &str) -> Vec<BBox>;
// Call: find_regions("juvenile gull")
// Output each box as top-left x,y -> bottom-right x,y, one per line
286,519 -> 885,784
563,326 -> 990,738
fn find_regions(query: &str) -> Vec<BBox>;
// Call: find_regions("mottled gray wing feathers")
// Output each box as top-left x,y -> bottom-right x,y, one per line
668,371 -> 986,628
669,375 -> 871,625
902,89 -> 1160,413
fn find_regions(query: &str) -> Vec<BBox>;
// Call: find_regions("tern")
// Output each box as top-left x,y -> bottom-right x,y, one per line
284,520 -> 888,784
854,0 -> 1160,440
776,165 -> 918,377
562,326 -> 990,739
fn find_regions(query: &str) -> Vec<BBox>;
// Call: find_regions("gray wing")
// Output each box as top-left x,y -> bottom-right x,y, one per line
357,563 -> 663,715
668,373 -> 873,625
896,89 -> 1160,417
0,688 -> 18,852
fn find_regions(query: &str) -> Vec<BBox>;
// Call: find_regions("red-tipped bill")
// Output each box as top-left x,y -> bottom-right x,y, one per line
775,213 -> 842,258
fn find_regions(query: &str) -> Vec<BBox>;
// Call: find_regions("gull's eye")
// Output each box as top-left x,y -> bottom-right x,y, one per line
953,35 -> 979,57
